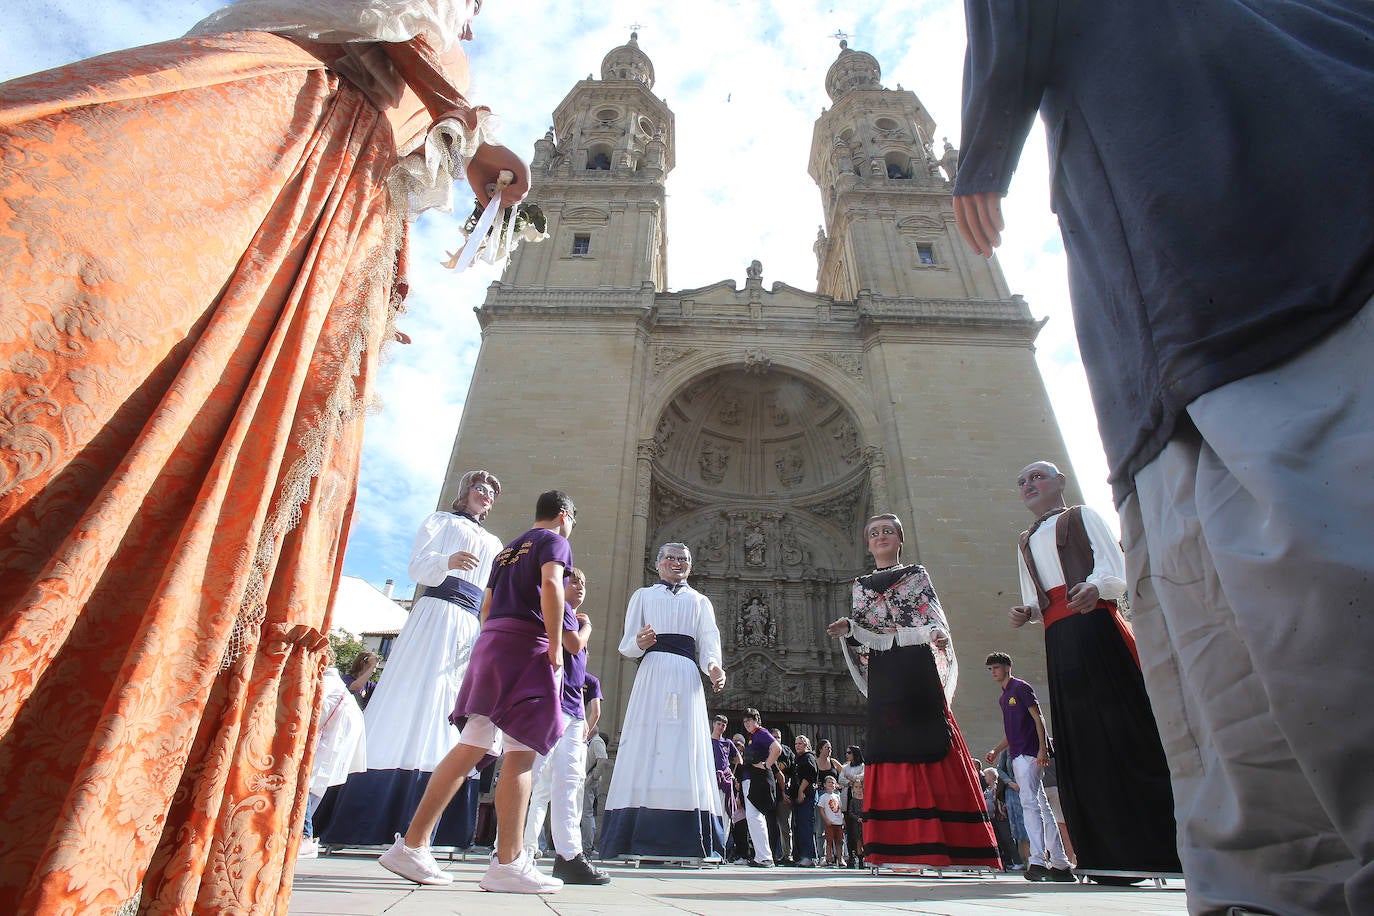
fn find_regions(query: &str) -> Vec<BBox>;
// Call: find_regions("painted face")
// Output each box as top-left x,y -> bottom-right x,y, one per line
1017,462 -> 1065,513
464,480 -> 496,516
657,548 -> 692,583
865,521 -> 900,558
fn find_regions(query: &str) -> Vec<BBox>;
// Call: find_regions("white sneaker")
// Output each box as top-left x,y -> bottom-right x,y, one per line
297,836 -> 319,859
379,834 -> 454,886
479,851 -> 563,894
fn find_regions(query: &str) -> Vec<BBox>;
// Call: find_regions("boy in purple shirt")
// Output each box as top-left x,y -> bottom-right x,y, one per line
522,567 -> 610,885
741,708 -> 782,866
984,652 -> 1074,882
381,491 -> 577,894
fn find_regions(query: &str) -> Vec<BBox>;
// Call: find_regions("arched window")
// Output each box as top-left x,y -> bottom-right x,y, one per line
884,152 -> 912,179
587,143 -> 612,171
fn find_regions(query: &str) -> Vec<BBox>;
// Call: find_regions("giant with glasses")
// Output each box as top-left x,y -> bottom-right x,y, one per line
827,515 -> 998,868
599,543 -> 730,861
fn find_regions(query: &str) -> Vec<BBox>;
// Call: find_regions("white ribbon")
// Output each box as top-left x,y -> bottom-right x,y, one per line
448,192 -> 504,272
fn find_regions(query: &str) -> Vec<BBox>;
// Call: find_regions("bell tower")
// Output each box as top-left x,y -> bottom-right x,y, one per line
500,32 -> 674,291
809,41 -> 1008,302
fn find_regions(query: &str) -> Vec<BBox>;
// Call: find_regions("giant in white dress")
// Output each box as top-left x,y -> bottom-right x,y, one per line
599,582 -> 727,859
315,511 -> 501,846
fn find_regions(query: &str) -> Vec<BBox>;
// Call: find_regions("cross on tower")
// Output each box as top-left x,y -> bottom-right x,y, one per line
831,29 -> 850,49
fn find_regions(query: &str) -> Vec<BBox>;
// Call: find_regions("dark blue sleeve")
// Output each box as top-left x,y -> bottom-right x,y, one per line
953,0 -> 1058,196
583,672 -> 602,701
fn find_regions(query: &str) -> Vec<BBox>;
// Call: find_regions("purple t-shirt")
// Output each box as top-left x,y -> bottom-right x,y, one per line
485,527 -> 573,626
745,726 -> 776,768
999,676 -> 1042,759
582,672 -> 602,704
561,603 -> 587,719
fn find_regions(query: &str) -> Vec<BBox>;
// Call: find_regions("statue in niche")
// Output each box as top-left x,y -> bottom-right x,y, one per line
746,259 -> 763,280
743,524 -> 766,567
736,596 -> 775,648
766,393 -> 790,427
717,392 -> 741,425
699,439 -> 729,484
775,445 -> 804,488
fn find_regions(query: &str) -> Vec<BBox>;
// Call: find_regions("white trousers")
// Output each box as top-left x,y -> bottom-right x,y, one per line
1012,755 -> 1069,869
1125,295 -> 1374,916
741,777 -> 773,864
523,714 -> 587,859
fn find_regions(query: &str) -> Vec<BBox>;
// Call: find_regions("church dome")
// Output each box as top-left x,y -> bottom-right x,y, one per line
824,40 -> 881,102
600,32 -> 655,89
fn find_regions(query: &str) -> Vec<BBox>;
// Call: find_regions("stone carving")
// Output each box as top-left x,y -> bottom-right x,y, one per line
743,524 -> 766,566
652,484 -> 702,521
653,413 -> 677,454
775,445 -> 804,488
700,522 -> 728,565
940,137 -> 959,182
831,419 -> 861,463
653,345 -> 698,374
681,378 -> 711,403
744,347 -> 772,375
717,391 -> 741,426
746,259 -> 763,280
765,393 -> 790,427
736,596 -> 776,648
819,351 -> 863,377
811,492 -> 859,530
699,439 -> 730,484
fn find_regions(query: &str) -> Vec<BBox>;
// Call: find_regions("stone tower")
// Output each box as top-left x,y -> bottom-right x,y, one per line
436,38 -> 1078,755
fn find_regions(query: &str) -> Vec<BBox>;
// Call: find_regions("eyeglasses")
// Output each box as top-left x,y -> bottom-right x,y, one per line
471,482 -> 495,499
661,555 -> 691,565
562,506 -> 577,528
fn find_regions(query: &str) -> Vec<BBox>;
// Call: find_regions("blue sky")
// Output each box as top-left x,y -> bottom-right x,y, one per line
3,0 -> 1117,594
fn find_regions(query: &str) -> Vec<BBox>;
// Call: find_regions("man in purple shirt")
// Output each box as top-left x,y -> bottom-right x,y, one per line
381,491 -> 577,894
984,652 -> 1074,883
741,708 -> 781,867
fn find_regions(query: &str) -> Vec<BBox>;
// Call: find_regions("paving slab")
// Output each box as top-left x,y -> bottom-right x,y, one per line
289,852 -> 1188,916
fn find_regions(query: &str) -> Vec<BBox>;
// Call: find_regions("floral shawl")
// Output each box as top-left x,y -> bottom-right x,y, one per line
841,564 -> 959,702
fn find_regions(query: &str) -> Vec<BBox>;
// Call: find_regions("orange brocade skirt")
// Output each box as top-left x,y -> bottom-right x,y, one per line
863,710 -> 1001,868
0,31 -> 405,915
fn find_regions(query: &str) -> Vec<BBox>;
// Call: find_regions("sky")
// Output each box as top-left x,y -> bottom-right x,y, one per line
3,0 -> 1118,595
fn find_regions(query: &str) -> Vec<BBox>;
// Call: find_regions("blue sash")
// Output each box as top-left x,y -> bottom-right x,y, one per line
645,632 -> 697,662
422,576 -> 483,616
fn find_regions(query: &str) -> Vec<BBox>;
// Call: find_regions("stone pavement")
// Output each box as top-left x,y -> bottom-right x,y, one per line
289,851 -> 1188,915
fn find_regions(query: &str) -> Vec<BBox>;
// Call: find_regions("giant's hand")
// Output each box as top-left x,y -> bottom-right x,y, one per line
708,662 -> 727,693
1066,582 -> 1100,613
467,143 -> 530,207
1009,606 -> 1033,628
826,618 -> 852,639
953,191 -> 1004,258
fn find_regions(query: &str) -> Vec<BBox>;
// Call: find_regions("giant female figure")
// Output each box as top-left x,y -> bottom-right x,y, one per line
0,1 -> 527,911
827,514 -> 998,868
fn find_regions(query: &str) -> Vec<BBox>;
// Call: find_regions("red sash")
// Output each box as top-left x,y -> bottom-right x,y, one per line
1042,585 -> 1140,667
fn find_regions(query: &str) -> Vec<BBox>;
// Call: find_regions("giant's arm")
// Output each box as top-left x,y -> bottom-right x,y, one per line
1080,507 -> 1127,601
696,596 -> 724,676
618,590 -> 646,659
407,513 -> 452,586
952,0 -> 1058,198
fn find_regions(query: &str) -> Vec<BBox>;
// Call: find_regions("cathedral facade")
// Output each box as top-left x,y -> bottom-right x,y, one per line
436,35 -> 1080,754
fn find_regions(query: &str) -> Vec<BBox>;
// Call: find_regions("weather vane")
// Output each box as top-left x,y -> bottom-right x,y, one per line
628,22 -> 644,34
831,29 -> 850,46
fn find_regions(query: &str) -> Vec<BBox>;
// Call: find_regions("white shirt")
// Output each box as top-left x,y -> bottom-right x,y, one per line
1017,506 -> 1127,620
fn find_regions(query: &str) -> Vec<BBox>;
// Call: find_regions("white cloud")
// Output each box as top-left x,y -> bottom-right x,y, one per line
2,0 -> 1120,586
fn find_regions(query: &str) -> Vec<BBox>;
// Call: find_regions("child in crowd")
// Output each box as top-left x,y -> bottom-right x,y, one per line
817,775 -> 847,867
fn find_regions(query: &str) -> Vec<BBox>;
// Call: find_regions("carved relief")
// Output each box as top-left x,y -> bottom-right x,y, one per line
765,393 -> 790,427
698,439 -> 730,484
831,419 -> 861,463
717,391 -> 741,426
653,345 -> 699,374
652,485 -> 702,521
744,348 -> 772,375
811,492 -> 859,530
699,522 -> 728,565
775,445 -> 804,488
653,413 -> 677,454
819,351 -> 863,377
780,523 -> 807,567
681,378 -> 711,403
